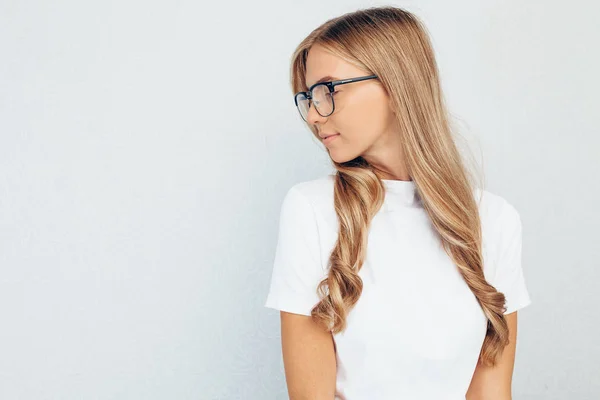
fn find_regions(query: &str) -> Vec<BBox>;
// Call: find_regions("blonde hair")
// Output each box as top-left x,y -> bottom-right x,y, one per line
290,6 -> 509,367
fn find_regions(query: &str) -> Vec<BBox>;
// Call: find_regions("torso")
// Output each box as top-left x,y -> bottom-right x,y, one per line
295,174 -> 505,399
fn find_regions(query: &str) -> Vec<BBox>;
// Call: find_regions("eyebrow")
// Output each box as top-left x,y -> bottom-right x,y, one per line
306,75 -> 339,89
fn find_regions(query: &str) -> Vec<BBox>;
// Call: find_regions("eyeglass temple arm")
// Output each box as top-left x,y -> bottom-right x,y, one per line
331,74 -> 378,86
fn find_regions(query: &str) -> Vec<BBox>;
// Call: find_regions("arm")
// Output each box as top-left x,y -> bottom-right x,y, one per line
466,311 -> 519,400
280,311 -> 337,400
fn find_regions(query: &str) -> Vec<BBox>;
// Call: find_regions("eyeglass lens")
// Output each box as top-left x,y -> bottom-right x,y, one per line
296,84 -> 333,121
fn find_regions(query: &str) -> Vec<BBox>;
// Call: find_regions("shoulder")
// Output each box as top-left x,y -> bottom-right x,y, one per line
473,187 -> 523,280
287,174 -> 335,204
473,187 -> 521,237
474,187 -> 531,313
282,174 -> 337,225
278,174 -> 338,236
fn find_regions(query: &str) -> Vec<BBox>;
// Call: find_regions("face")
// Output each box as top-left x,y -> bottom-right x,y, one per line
303,44 -> 401,165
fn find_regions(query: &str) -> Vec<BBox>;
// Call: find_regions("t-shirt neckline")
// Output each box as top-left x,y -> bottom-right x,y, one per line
381,179 -> 420,208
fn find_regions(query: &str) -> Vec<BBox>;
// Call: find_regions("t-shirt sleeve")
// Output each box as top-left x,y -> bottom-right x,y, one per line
491,201 -> 532,315
264,185 -> 327,316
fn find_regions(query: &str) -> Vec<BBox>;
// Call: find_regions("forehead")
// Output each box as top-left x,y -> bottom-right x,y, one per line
304,45 -> 358,88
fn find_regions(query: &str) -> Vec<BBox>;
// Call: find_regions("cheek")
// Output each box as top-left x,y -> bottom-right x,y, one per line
336,93 -> 391,143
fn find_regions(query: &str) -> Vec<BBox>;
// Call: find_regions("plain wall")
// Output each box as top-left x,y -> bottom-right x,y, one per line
1,0 -> 598,398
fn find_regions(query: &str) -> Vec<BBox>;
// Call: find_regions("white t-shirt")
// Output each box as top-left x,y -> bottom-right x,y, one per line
264,174 -> 532,399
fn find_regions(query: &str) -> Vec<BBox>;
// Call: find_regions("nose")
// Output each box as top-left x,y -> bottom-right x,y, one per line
306,101 -> 329,125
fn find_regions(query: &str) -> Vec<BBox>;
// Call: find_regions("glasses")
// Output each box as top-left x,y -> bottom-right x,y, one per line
294,74 -> 378,122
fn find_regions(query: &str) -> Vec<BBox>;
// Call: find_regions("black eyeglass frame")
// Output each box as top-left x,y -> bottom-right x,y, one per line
294,74 -> 379,121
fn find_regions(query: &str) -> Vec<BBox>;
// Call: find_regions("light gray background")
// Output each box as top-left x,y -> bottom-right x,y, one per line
1,0 -> 598,399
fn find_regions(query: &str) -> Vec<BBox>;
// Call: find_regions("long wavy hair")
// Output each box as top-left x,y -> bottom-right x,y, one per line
290,6 -> 509,367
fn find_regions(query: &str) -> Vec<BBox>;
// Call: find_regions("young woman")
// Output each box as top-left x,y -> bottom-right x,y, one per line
264,6 -> 532,400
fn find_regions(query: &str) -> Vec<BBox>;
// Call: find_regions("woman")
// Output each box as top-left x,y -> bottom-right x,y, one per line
264,6 -> 532,399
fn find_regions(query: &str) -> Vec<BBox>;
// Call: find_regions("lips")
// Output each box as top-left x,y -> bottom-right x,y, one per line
322,134 -> 340,145
320,133 -> 340,140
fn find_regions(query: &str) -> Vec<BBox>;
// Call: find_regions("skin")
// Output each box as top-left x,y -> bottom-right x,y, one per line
280,312 -> 337,399
280,44 -> 520,399
466,311 -> 519,400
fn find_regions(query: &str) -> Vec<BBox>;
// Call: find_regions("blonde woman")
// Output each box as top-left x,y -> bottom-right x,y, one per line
264,6 -> 532,400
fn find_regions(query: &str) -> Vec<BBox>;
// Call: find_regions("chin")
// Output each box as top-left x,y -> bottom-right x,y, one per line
328,148 -> 361,164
